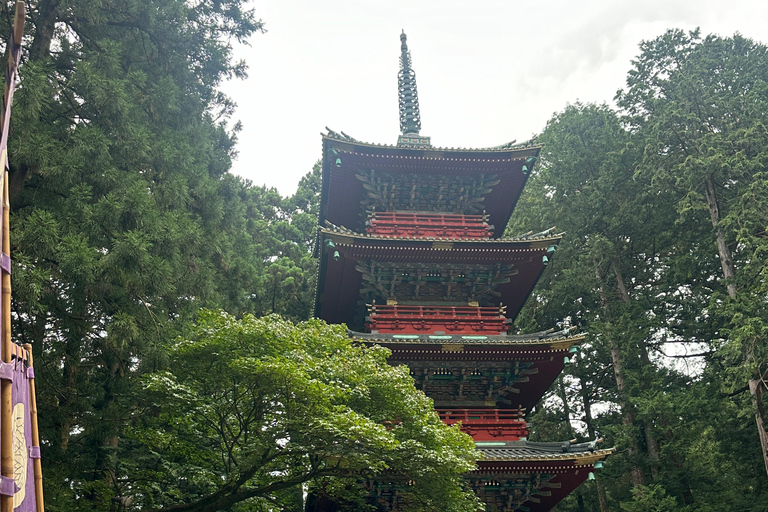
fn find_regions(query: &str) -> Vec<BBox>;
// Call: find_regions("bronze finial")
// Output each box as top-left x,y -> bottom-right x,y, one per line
398,31 -> 422,135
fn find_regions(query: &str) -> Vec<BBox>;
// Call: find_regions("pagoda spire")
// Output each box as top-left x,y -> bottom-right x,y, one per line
397,32 -> 431,148
398,30 -> 421,135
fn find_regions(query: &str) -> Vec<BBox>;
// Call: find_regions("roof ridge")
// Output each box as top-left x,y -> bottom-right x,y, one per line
323,130 -> 543,152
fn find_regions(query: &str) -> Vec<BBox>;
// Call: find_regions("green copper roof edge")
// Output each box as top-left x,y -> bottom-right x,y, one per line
322,130 -> 542,153
349,332 -> 586,346
475,447 -> 616,463
319,225 -> 563,244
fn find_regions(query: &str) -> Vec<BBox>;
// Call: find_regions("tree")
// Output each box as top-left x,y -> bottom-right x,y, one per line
2,0 -> 269,508
509,102 -> 676,490
617,29 -> 768,478
245,163 -> 322,321
130,311 -> 479,512
508,31 -> 768,510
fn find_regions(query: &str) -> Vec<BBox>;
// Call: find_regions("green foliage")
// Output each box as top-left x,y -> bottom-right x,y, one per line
620,485 -> 679,512
6,3 -> 768,510
2,1 -> 323,510
509,29 -> 768,512
130,312 -> 479,512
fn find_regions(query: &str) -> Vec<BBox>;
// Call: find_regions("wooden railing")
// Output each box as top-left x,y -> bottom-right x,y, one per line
434,408 -> 530,441
366,211 -> 493,239
370,304 -> 505,318
367,305 -> 508,335
435,408 -> 525,424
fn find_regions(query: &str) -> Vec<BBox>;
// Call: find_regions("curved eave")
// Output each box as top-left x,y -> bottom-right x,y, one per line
357,335 -> 584,410
471,445 -> 614,512
321,224 -> 562,247
315,231 -> 557,327
319,135 -> 541,234
319,227 -> 561,262
477,447 -> 615,466
351,331 -> 585,351
323,132 -> 543,154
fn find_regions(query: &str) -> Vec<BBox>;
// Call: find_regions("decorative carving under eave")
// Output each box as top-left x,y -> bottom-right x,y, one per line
364,472 -> 559,512
396,134 -> 431,148
472,472 -> 559,511
407,360 -> 537,407
356,169 -> 500,214
355,261 -> 518,305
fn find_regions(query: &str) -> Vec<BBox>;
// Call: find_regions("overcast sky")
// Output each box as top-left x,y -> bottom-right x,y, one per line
221,0 -> 768,196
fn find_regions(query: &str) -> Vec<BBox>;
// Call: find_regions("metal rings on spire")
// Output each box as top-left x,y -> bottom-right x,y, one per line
398,31 -> 422,135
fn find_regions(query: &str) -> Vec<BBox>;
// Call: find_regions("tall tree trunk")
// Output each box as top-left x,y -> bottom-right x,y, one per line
92,355 -> 124,501
749,378 -> 768,478
8,0 -> 65,201
29,0 -> 63,61
663,427 -> 695,505
596,479 -> 611,512
643,424 -> 660,480
557,375 -> 574,433
704,176 -> 737,299
580,377 -> 611,512
704,176 -> 768,478
612,259 -> 661,480
58,337 -> 82,455
595,261 -> 644,487
608,339 -> 644,486
580,378 -> 596,440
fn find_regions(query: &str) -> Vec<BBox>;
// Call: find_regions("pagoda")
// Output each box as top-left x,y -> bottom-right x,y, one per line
313,32 -> 612,512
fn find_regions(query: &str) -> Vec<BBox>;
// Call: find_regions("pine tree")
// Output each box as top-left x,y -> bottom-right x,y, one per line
4,1 -> 265,508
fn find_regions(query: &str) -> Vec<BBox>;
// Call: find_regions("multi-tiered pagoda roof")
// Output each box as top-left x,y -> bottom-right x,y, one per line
318,132 -> 540,235
311,31 -> 611,512
316,220 -> 560,328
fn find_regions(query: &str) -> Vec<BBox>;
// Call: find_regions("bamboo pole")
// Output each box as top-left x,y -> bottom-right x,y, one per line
0,6 -> 24,510
1,167 -> 11,512
24,345 -> 43,512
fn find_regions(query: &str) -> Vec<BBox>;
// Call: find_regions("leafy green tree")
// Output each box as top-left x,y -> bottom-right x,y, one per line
1,0 -> 270,508
617,29 -> 768,479
247,163 -> 321,321
130,311 -> 479,512
620,485 -> 678,512
510,102 -> 677,491
510,30 -> 768,511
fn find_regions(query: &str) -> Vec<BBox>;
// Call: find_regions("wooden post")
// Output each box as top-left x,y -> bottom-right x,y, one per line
0,6 -> 24,510
1,177 -> 10,512
24,345 -> 44,512
1,167 -> 11,512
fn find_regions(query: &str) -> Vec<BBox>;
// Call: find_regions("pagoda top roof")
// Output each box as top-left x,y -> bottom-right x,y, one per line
324,128 -> 541,154
476,440 -> 615,465
319,131 -> 541,235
